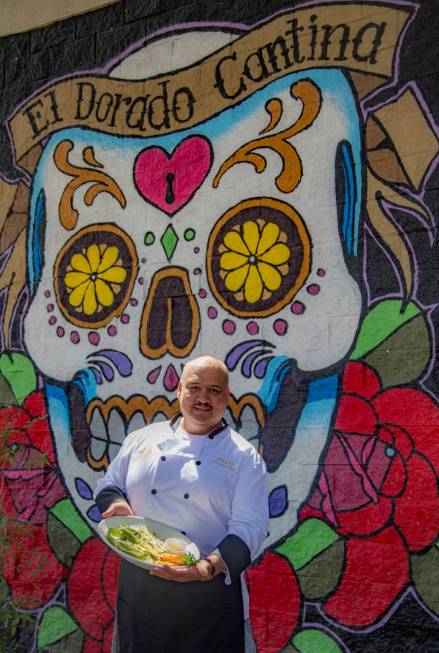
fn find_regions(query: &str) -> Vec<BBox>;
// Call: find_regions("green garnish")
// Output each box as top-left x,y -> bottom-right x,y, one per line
105,523 -> 197,566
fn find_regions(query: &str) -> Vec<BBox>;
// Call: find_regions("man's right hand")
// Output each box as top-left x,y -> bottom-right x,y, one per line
101,499 -> 134,518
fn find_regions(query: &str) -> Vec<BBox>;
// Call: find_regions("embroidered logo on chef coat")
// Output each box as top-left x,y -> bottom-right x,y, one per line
212,457 -> 236,472
137,445 -> 154,457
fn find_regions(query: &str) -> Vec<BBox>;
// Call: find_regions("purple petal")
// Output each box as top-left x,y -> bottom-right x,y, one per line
75,477 -> 94,500
91,349 -> 133,376
90,367 -> 103,385
241,349 -> 272,378
254,356 -> 274,379
269,485 -> 288,517
87,504 -> 101,523
96,361 -> 114,382
226,340 -> 267,371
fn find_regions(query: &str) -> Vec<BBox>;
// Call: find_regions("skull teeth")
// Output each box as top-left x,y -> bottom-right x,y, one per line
88,405 -> 147,469
85,395 -> 262,470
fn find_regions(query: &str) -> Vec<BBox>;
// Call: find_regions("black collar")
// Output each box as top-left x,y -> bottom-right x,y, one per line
169,412 -> 228,438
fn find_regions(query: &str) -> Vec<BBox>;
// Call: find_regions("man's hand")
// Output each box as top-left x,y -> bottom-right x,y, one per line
101,499 -> 133,518
149,554 -> 225,583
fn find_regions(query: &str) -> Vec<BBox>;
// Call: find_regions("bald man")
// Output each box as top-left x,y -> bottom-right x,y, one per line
95,355 -> 268,653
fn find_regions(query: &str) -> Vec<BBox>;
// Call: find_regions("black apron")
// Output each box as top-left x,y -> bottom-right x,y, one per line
115,560 -> 245,653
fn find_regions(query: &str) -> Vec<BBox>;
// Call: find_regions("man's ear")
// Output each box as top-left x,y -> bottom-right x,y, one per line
177,381 -> 182,398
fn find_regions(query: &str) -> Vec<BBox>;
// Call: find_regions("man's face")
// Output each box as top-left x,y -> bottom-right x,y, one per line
177,363 -> 229,435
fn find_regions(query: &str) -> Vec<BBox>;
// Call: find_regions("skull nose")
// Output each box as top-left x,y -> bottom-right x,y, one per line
140,266 -> 200,359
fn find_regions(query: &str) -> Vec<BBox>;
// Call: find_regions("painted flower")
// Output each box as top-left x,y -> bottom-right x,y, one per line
1,520 -> 68,609
0,391 -> 65,523
67,537 -> 119,646
0,391 -> 68,609
300,361 -> 439,627
65,243 -> 126,315
220,220 -> 290,303
246,552 -> 301,653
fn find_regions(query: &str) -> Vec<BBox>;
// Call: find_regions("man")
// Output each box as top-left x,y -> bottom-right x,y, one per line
95,355 -> 268,652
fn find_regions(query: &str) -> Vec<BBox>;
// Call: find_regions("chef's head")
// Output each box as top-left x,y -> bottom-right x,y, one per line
178,356 -> 229,435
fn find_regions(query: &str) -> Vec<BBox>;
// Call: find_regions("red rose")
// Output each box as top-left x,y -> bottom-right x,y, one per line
1,520 -> 68,609
300,361 -> 439,626
247,552 -> 301,652
67,537 -> 119,646
0,391 -> 65,523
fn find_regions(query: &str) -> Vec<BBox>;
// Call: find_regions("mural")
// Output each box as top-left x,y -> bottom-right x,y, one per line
0,1 -> 438,651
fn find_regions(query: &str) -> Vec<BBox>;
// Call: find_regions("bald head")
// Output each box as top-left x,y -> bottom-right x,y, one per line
178,356 -> 230,435
182,356 -> 229,386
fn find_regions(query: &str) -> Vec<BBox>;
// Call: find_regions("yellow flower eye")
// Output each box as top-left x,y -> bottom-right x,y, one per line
207,198 -> 311,317
54,224 -> 138,328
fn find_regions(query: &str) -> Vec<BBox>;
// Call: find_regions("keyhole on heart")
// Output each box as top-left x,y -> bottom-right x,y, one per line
165,173 -> 175,204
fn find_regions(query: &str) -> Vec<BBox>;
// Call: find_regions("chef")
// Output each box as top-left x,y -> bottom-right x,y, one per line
95,355 -> 268,653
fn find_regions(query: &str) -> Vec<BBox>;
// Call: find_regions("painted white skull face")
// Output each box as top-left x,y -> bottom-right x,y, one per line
24,30 -> 363,532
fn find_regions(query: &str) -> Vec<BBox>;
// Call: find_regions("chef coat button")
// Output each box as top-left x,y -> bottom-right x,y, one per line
181,531 -> 186,536
160,456 -> 166,461
196,460 -> 201,466
184,493 -> 190,499
151,489 -> 157,495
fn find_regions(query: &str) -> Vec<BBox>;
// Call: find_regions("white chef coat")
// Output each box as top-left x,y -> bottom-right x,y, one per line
95,418 -> 268,564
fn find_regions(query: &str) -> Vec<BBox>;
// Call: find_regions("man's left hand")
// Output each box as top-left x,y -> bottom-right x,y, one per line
149,555 -> 224,583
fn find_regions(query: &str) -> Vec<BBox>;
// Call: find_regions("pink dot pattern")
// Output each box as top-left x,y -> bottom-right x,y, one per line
291,301 -> 305,315
88,332 -> 100,346
307,284 -> 321,295
223,319 -> 236,335
273,319 -> 288,335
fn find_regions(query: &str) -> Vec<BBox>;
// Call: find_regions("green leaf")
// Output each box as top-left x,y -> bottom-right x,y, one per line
37,607 -> 78,648
39,629 -> 84,653
0,374 -> 16,406
292,629 -> 343,653
351,300 -> 420,360
364,314 -> 430,387
276,519 -> 339,571
295,540 -> 344,600
0,576 -> 10,603
411,547 -> 439,616
47,513 -> 82,568
0,353 -> 37,404
49,499 -> 93,544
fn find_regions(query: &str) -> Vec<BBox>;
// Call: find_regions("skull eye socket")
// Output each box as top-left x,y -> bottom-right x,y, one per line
54,224 -> 138,328
206,198 -> 311,317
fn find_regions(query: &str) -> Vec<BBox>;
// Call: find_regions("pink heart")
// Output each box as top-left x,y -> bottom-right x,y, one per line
133,135 -> 212,215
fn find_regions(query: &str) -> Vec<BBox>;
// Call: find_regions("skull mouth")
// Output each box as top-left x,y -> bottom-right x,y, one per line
66,385 -> 266,472
86,394 -> 181,470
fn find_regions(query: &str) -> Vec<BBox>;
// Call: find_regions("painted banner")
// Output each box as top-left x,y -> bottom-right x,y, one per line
9,3 -> 412,161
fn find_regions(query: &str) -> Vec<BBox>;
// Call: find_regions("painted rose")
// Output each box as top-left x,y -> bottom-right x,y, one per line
67,537 -> 119,649
0,391 -> 65,522
301,361 -> 439,626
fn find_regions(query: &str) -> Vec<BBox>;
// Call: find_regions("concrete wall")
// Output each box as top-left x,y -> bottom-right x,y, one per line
0,1 -> 438,651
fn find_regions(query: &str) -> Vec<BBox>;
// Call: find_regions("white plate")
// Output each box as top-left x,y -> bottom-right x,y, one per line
98,515 -> 200,570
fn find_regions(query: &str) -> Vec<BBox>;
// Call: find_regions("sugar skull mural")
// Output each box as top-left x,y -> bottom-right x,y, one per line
1,1 -> 439,651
